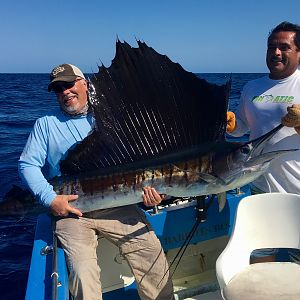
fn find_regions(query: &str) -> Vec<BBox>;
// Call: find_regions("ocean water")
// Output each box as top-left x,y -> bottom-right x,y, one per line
0,73 -> 265,299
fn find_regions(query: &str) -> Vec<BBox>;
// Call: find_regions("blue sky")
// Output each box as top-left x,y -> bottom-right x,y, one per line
1,0 -> 300,73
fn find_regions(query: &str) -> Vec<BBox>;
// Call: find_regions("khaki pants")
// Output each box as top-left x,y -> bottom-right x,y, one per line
55,205 -> 174,300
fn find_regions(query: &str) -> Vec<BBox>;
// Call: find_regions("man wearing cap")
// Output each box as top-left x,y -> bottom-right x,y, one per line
18,64 -> 174,300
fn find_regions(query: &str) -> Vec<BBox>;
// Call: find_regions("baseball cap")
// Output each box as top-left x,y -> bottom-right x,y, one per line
48,64 -> 86,92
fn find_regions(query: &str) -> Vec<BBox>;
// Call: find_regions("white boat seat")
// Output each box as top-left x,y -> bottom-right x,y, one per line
223,262 -> 300,300
215,193 -> 300,300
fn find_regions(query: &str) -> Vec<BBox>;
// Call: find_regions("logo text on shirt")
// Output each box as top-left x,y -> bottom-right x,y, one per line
252,94 -> 294,104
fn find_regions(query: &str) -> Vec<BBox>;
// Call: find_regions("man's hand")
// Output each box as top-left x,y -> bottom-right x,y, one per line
282,104 -> 300,134
226,111 -> 236,133
142,187 -> 166,207
50,195 -> 82,217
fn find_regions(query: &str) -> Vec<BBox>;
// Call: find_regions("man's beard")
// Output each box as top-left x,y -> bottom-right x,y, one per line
61,102 -> 90,117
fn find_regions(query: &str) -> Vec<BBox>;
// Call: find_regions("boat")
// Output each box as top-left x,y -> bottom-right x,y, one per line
25,185 -> 250,300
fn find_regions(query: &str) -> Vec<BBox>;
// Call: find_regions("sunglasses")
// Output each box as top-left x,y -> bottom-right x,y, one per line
52,79 -> 82,93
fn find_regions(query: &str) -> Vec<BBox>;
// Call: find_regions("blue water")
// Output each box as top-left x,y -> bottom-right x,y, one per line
0,73 -> 265,299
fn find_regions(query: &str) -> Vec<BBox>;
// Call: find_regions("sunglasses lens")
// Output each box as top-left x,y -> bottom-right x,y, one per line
52,85 -> 63,93
52,81 -> 75,93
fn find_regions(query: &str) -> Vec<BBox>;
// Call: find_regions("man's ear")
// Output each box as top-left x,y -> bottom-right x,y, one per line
82,79 -> 89,90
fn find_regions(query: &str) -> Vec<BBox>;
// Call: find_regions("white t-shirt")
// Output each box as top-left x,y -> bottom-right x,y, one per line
230,69 -> 300,193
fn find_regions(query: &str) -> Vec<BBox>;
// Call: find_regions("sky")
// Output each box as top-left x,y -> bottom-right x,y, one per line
1,0 -> 300,73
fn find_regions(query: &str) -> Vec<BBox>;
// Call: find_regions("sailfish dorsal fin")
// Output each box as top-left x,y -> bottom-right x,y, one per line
60,40 -> 230,175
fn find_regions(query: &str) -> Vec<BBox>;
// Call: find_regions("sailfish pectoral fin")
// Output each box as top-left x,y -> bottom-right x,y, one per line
197,172 -> 218,183
217,192 -> 226,212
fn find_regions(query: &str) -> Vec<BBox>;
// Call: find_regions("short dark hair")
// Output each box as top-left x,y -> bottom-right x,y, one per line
268,21 -> 300,49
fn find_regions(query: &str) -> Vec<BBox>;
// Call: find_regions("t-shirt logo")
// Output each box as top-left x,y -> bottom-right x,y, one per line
252,94 -> 294,104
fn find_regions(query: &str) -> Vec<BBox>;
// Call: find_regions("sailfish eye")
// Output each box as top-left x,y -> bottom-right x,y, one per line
241,146 -> 250,154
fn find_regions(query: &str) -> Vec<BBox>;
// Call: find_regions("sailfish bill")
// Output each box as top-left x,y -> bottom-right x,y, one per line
0,41 -> 297,216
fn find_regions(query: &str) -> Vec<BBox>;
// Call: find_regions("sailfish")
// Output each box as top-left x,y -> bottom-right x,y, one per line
0,40 -> 295,216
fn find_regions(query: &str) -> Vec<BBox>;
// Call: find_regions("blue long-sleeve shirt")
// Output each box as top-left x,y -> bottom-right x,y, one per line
18,108 -> 94,207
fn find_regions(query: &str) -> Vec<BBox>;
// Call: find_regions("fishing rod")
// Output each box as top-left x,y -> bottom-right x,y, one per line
158,194 -> 215,286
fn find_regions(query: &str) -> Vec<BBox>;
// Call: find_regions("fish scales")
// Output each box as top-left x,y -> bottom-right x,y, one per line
54,156 -> 217,207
